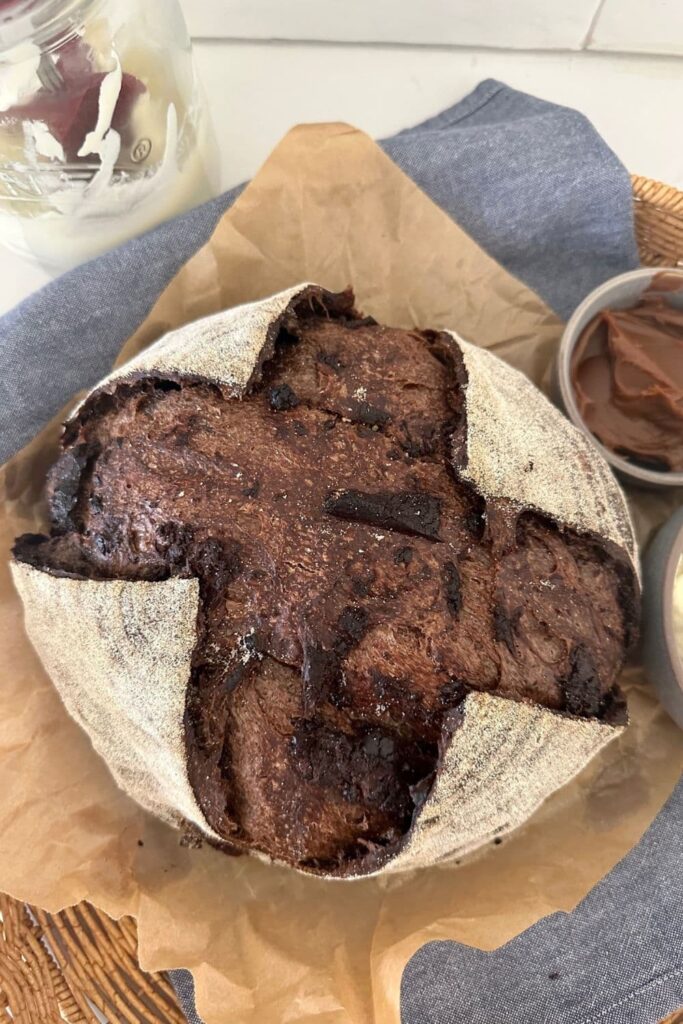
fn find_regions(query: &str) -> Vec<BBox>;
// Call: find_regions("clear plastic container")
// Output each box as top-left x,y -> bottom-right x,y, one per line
0,0 -> 219,270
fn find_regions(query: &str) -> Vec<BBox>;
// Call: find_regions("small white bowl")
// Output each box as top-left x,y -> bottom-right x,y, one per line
642,506 -> 683,729
555,267 -> 683,490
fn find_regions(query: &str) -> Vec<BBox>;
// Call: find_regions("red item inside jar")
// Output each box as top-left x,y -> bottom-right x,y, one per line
1,35 -> 145,162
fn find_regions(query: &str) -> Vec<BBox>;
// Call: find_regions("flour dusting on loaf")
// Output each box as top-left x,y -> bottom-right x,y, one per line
452,334 -> 638,573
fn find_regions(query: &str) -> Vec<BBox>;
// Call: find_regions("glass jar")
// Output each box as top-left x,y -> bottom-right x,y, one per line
0,0 -> 219,270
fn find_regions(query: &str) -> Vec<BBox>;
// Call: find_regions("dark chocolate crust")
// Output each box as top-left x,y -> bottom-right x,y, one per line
14,288 -> 637,876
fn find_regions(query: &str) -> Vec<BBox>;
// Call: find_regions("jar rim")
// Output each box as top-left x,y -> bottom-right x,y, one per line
0,0 -> 104,57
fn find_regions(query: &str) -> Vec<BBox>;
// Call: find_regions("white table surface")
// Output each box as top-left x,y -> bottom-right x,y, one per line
1,41 -> 681,317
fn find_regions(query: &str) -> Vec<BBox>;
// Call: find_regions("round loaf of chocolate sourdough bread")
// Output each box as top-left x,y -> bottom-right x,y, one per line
12,284 -> 640,878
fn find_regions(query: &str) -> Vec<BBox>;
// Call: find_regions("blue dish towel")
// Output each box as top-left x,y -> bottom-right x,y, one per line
0,78 -> 638,464
3,79 -> 675,1024
401,778 -> 683,1024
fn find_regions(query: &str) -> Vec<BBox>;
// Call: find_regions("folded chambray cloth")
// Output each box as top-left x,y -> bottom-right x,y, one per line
401,778 -> 683,1024
0,78 -> 639,464
4,80 -> 674,1024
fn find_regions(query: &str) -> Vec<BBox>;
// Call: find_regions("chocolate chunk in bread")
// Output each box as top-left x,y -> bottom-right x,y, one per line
323,489 -> 442,539
560,643 -> 602,717
269,383 -> 299,411
443,561 -> 462,617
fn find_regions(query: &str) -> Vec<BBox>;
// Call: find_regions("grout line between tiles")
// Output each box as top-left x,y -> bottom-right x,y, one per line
581,0 -> 610,49
189,35 -> 680,61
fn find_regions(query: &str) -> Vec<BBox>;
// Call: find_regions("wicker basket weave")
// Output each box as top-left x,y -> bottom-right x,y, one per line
1,174 -> 682,1024
632,175 -> 683,268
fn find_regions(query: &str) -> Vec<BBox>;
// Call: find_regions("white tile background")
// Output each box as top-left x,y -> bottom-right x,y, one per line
193,42 -> 683,190
181,0 -> 683,56
590,0 -> 683,56
183,0 -> 600,50
2,1 -> 681,313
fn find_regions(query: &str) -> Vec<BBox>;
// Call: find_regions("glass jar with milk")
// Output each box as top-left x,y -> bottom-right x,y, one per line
0,0 -> 219,271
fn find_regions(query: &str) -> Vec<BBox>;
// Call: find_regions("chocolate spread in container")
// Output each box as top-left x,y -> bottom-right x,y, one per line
571,272 -> 683,472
